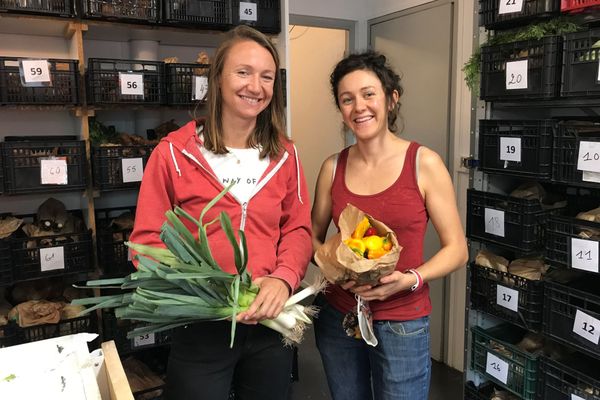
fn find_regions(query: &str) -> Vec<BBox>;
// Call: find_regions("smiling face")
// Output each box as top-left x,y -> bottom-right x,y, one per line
219,39 -> 276,125
337,69 -> 396,140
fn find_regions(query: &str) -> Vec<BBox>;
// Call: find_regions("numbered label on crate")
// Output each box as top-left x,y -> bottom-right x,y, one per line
20,59 -> 51,85
577,141 -> 600,173
121,158 -> 144,183
573,309 -> 600,345
485,352 -> 509,384
571,395 -> 585,400
40,246 -> 65,272
505,60 -> 528,90
499,137 -> 521,162
193,76 -> 209,101
571,238 -> 599,273
40,159 -> 68,185
239,2 -> 258,21
133,332 -> 156,347
499,0 -> 524,14
496,284 -> 519,312
484,208 -> 505,237
119,73 -> 144,97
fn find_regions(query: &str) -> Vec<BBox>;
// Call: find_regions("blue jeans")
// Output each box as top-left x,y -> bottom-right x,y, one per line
314,295 -> 431,400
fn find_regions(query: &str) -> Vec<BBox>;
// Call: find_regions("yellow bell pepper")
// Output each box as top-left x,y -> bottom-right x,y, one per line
351,217 -> 371,239
344,238 -> 367,257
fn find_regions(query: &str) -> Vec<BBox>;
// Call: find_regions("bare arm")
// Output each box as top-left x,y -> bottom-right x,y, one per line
311,155 -> 336,254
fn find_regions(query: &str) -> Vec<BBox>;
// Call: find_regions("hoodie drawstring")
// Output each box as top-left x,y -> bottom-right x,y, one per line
170,142 -> 182,177
292,144 -> 304,205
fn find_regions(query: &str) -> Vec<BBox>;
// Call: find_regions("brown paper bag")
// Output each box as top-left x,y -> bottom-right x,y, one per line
315,203 -> 402,286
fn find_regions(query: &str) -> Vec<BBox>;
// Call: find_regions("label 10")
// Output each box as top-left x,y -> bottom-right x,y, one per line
496,285 -> 519,312
498,0 -> 524,14
571,238 -> 599,273
239,2 -> 258,21
499,137 -> 521,162
573,309 -> 600,345
40,247 -> 65,271
193,76 -> 208,101
506,60 -> 528,90
119,73 -> 144,96
577,141 -> 600,173
41,159 -> 68,185
133,332 -> 156,347
485,352 -> 509,384
484,208 -> 505,237
21,59 -> 51,84
121,158 -> 144,183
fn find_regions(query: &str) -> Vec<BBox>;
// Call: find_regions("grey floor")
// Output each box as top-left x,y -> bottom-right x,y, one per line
290,325 -> 463,400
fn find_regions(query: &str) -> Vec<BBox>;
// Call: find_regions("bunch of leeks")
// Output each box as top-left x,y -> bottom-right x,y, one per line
72,185 -> 324,347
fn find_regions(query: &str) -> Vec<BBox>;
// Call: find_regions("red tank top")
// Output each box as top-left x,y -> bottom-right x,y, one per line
326,142 -> 432,321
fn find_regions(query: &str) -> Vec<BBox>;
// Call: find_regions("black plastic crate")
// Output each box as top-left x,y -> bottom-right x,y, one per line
8,212 -> 93,282
0,58 -> 79,105
0,0 -> 74,17
471,324 -> 540,399
466,188 -> 565,253
562,29 -> 600,98
163,0 -> 231,29
86,58 -> 165,105
165,62 -> 210,106
464,381 -> 500,400
479,0 -> 560,29
0,322 -> 20,348
552,120 -> 600,187
479,119 -> 554,180
0,237 -> 13,286
480,36 -> 562,101
231,0 -> 280,33
21,315 -> 94,343
539,353 -> 600,400
102,310 -> 171,355
545,215 -> 600,272
471,262 -> 544,331
1,138 -> 87,195
95,206 -> 136,276
543,277 -> 600,359
81,0 -> 159,23
92,144 -> 155,190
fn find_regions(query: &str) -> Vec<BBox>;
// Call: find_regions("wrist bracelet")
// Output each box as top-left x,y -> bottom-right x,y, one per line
406,269 -> 423,292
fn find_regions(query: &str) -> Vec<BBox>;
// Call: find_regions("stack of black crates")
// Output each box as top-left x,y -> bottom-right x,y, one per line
466,1 -> 600,399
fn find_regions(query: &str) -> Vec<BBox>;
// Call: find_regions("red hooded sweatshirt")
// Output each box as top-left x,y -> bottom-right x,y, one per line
129,120 -> 312,291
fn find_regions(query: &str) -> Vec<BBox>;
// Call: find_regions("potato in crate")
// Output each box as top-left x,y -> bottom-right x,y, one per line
165,62 -> 210,106
479,0 -> 560,30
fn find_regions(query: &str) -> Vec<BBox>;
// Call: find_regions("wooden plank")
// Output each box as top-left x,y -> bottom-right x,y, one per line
101,340 -> 134,400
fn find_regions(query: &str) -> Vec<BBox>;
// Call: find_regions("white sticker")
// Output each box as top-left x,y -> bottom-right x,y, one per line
21,59 -> 51,84
597,59 -> 600,81
506,60 -> 528,90
133,332 -> 155,347
571,238 -> 599,273
121,158 -> 144,183
119,73 -> 144,96
577,141 -> 600,173
239,2 -> 258,21
499,137 -> 521,162
573,309 -> 600,345
486,352 -> 509,384
40,247 -> 65,272
582,170 -> 600,183
484,208 -> 505,237
193,76 -> 209,101
572,394 -> 585,400
496,284 -> 519,312
40,159 -> 68,185
499,0 -> 524,14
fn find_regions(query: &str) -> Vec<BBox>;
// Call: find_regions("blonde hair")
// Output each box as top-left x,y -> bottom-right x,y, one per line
201,25 -> 286,159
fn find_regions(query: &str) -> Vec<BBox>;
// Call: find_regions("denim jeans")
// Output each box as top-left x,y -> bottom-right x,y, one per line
314,295 -> 431,400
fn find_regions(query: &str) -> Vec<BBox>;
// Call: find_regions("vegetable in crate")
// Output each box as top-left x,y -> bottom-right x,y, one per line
315,203 -> 401,286
73,184 -> 325,347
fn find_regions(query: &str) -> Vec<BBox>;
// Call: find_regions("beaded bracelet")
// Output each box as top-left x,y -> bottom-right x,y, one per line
406,269 -> 423,292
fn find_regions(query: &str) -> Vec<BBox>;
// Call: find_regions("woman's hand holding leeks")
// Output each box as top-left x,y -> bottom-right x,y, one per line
237,277 -> 290,324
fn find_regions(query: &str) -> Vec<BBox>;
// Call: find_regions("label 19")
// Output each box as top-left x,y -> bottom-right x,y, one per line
506,60 -> 528,90
484,208 -> 505,237
119,73 -> 144,96
239,2 -> 258,21
499,137 -> 521,162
